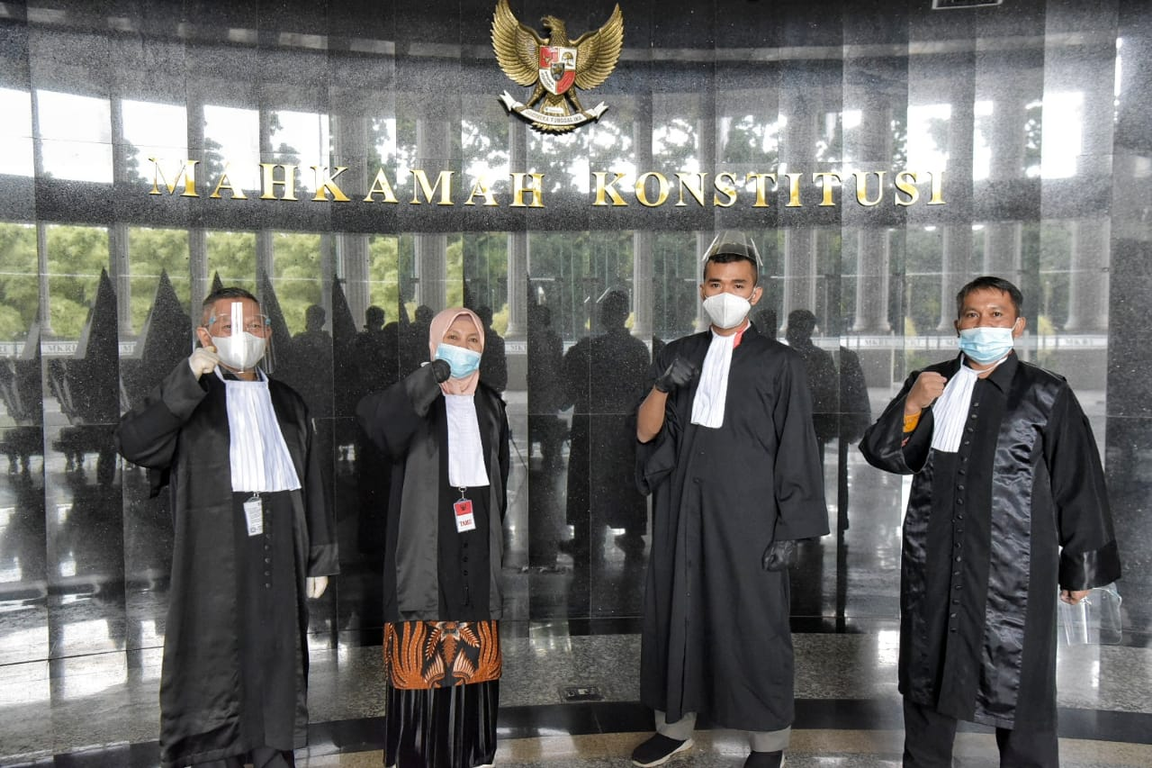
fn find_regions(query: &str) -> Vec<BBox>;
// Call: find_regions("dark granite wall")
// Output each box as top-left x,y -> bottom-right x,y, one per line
0,0 -> 1148,665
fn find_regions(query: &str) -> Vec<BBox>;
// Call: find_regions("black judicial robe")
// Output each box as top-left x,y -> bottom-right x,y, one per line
356,364 -> 509,623
115,362 -> 338,767
860,354 -> 1121,730
636,324 -> 829,731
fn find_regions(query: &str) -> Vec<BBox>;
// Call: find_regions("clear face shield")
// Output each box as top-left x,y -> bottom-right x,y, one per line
203,300 -> 274,374
700,230 -> 764,273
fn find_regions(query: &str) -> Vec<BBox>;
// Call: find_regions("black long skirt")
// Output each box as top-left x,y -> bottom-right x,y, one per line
384,681 -> 499,768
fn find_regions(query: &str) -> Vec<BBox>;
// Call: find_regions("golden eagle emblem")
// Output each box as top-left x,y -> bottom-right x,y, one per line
492,0 -> 624,133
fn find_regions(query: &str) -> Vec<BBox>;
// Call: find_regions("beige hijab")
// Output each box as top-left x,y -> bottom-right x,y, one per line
427,307 -> 486,395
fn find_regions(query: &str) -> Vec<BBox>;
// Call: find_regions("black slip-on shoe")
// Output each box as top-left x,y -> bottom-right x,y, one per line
631,734 -> 694,767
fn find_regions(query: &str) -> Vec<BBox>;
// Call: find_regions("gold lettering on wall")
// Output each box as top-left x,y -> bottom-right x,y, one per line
149,158 -> 199,197
147,158 -> 946,209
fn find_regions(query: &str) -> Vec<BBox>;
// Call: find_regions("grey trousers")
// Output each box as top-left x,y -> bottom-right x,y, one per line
655,710 -> 791,753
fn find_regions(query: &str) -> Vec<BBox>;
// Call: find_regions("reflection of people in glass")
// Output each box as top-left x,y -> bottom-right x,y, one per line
526,303 -> 565,469
836,342 -> 870,529
357,308 -> 509,768
475,305 -> 508,394
399,305 -> 434,378
751,307 -> 777,340
559,290 -> 650,564
632,232 -> 828,768
860,276 -> 1121,768
785,309 -> 838,464
114,287 -> 338,768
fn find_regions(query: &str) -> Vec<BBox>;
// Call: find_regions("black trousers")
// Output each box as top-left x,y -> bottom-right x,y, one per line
903,698 -> 1058,768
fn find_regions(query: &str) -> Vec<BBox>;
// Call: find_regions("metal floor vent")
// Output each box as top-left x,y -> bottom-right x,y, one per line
561,685 -> 604,702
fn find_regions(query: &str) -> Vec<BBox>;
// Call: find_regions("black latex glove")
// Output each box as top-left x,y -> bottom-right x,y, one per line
407,360 -> 451,416
654,356 -> 698,393
762,539 -> 798,571
429,358 -> 451,383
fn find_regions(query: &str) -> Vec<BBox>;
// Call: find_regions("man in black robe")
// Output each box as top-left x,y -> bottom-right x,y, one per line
860,276 -> 1121,767
632,232 -> 829,768
116,287 -> 338,768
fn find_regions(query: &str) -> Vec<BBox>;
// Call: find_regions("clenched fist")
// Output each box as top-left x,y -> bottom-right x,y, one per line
188,346 -> 219,380
905,371 -> 947,415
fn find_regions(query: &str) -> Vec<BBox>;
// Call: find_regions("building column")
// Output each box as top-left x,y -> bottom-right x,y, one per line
938,92 -> 976,331
331,114 -> 371,324
413,116 -> 449,311
505,118 -> 528,341
852,101 -> 893,333
1065,218 -> 1110,330
781,91 -> 819,321
110,96 -> 132,335
632,96 -> 654,339
187,97 -> 209,314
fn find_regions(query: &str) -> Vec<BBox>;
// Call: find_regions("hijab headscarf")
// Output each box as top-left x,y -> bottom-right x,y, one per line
428,307 -> 486,395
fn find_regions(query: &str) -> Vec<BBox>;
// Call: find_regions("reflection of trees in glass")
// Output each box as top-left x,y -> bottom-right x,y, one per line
903,227 -> 943,336
527,230 -> 632,340
527,114 -> 634,193
271,232 -> 323,333
460,233 -> 509,333
0,223 -> 38,340
127,227 -> 190,330
720,114 -> 781,165
206,231 -> 257,291
368,234 -> 401,312
45,225 -> 109,338
815,111 -> 843,164
891,114 -> 907,169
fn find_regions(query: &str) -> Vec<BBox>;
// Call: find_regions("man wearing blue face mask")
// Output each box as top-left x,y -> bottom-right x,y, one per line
860,275 -> 1121,767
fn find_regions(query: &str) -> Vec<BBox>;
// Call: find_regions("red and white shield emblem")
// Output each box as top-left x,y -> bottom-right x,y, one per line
539,45 -> 577,95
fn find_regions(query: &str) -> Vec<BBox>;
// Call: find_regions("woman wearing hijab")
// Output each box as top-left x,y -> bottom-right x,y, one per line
357,307 -> 510,768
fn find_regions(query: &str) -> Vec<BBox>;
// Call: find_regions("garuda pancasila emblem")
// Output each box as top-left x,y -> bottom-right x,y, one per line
492,0 -> 624,133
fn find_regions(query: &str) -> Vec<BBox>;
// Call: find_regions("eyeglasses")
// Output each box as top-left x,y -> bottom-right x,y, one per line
205,314 -> 272,336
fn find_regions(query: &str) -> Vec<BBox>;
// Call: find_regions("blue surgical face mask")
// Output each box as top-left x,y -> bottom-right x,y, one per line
957,324 -> 1016,364
434,342 -> 482,379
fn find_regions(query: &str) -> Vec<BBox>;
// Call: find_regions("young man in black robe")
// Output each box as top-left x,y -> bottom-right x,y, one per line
116,287 -> 338,768
860,276 -> 1121,767
632,232 -> 829,768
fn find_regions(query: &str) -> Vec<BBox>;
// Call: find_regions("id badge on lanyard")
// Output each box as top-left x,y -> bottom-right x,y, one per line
243,494 -> 263,536
454,488 -> 476,533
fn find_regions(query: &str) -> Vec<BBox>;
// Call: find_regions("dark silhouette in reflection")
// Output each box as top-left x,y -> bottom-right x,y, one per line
474,306 -> 508,394
783,309 -> 836,619
0,316 -> 44,474
526,303 -> 566,569
559,290 -> 649,568
399,305 -> 433,378
47,270 -> 120,483
785,309 -> 838,465
752,307 -> 778,340
121,270 -> 192,411
836,344 -> 870,531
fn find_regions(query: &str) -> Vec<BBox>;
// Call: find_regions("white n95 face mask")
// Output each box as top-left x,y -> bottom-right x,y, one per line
702,292 -> 752,329
212,332 -> 266,372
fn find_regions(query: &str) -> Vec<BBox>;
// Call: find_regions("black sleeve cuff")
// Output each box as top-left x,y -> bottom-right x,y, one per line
1059,539 -> 1122,591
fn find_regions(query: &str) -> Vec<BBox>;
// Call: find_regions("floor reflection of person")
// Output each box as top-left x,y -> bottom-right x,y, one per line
114,286 -> 338,768
559,290 -> 650,564
357,308 -> 509,768
785,309 -> 838,464
860,276 -> 1121,768
836,343 -> 870,530
632,232 -> 829,768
